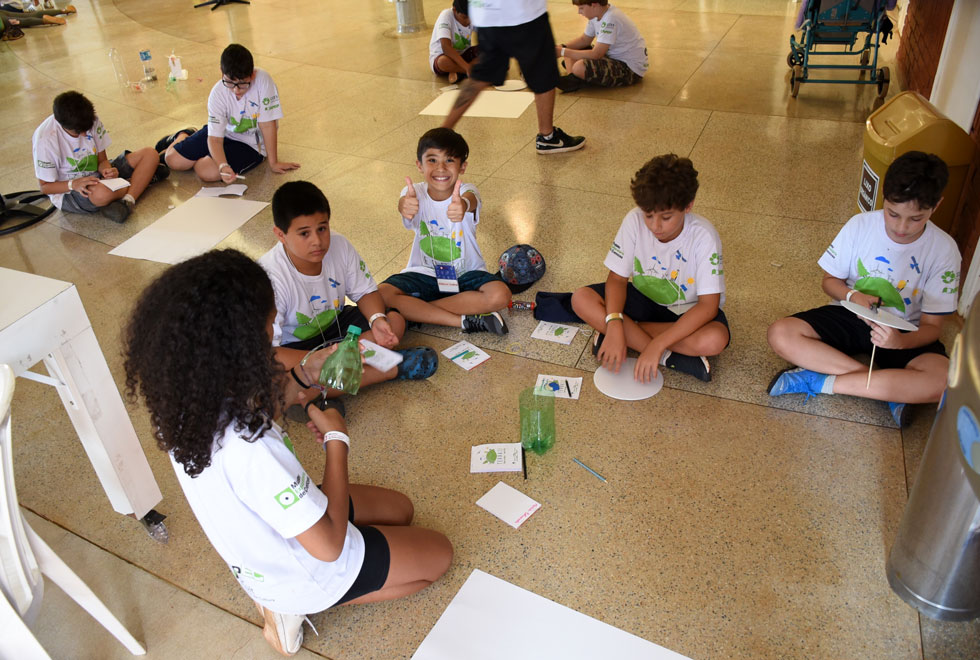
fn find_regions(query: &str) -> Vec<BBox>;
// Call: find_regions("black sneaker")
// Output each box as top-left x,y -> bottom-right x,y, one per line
151,163 -> 170,184
101,200 -> 131,223
536,126 -> 586,155
591,331 -> 604,357
154,127 -> 197,153
664,352 -> 711,382
462,312 -> 508,335
556,74 -> 584,93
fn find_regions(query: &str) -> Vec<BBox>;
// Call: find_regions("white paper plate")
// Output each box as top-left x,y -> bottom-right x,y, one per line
494,79 -> 528,91
593,357 -> 664,401
840,300 -> 917,331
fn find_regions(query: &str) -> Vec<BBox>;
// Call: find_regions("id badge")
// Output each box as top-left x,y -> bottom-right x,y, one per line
435,263 -> 460,293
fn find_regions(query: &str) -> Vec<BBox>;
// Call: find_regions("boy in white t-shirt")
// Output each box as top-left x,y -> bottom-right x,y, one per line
429,0 -> 478,84
164,43 -> 299,183
571,154 -> 730,383
767,152 -> 961,427
378,128 -> 512,335
555,0 -> 648,92
32,91 -> 164,223
259,181 -> 438,408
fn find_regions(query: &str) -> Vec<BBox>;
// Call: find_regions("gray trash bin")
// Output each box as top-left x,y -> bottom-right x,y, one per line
886,300 -> 980,621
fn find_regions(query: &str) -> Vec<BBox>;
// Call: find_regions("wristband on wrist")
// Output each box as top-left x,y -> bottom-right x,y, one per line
845,289 -> 856,302
368,312 -> 387,327
218,162 -> 231,172
324,431 -> 350,449
561,47 -> 566,57
605,312 -> 624,324
463,196 -> 471,214
68,179 -> 73,192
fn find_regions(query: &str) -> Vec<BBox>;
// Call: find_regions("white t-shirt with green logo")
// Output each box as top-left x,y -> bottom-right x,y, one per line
32,114 -> 111,209
604,209 -> 725,313
429,8 -> 474,69
399,182 -> 487,277
206,68 -> 284,156
170,420 -> 365,615
259,233 -> 379,346
586,5 -> 649,77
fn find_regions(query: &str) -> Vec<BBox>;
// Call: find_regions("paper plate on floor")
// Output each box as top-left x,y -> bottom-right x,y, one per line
840,300 -> 917,331
593,357 -> 663,400
495,79 -> 527,91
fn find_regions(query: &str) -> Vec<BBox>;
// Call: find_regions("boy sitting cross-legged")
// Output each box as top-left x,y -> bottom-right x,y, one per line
32,91 -> 165,223
378,128 -> 512,335
571,154 -> 730,383
766,151 -> 960,427
259,181 -> 438,410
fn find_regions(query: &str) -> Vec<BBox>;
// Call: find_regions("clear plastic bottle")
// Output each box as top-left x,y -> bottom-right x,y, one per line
138,49 -> 156,82
318,326 -> 363,395
108,48 -> 129,88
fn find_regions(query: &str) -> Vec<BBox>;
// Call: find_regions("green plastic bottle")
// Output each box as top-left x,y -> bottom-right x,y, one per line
318,326 -> 363,395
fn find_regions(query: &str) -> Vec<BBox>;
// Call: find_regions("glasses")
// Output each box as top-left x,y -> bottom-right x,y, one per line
221,79 -> 252,90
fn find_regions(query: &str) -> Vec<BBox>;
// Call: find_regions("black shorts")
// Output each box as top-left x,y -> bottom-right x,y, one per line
792,304 -> 947,369
587,282 -> 731,347
172,127 -> 265,174
470,12 -> 559,93
321,496 -> 391,607
279,305 -> 369,352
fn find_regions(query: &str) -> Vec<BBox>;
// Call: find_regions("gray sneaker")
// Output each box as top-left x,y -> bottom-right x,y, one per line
462,312 -> 508,335
101,200 -> 131,223
536,126 -> 586,155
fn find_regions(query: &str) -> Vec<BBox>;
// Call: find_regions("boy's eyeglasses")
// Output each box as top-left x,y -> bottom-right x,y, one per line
221,79 -> 252,90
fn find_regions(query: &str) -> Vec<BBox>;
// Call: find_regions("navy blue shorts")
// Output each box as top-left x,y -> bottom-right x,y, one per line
470,12 -> 559,93
792,304 -> 946,369
587,282 -> 731,346
172,127 -> 264,174
383,269 -> 501,302
279,305 -> 368,352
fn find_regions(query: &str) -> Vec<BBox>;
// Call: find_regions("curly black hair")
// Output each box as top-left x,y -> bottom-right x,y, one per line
630,154 -> 699,213
123,249 -> 284,477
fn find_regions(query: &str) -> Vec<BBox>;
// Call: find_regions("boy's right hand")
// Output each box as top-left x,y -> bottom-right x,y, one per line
399,176 -> 419,220
306,405 -> 348,441
71,176 -> 100,197
598,324 -> 627,374
850,291 -> 881,310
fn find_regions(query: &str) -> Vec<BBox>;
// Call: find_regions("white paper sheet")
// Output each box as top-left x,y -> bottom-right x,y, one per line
531,320 -> 578,345
359,339 -> 403,373
419,90 -> 535,118
470,443 -> 523,473
535,374 -> 582,399
413,570 -> 691,660
475,481 -> 540,529
99,177 -> 130,191
109,196 -> 268,265
441,340 -> 490,371
195,183 -> 248,198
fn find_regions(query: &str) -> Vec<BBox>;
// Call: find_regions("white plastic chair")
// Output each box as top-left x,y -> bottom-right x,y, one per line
0,364 -> 146,658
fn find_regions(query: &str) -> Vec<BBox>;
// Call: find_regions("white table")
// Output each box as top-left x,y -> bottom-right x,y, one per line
0,267 -> 161,520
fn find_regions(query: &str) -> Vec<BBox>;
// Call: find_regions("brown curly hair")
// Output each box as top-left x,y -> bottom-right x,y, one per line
123,249 -> 284,477
630,154 -> 699,212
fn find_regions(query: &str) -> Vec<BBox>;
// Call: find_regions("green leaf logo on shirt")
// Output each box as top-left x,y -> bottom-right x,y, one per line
452,32 -> 470,50
228,116 -> 257,133
66,154 -> 98,173
632,257 -> 686,305
854,257 -> 905,311
419,222 -> 461,262
294,309 -> 338,340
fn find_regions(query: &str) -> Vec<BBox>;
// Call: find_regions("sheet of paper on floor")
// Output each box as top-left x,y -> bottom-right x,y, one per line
531,320 -> 578,345
535,374 -> 582,399
413,569 -> 691,660
109,196 -> 268,265
419,89 -> 535,118
470,443 -> 523,473
195,183 -> 248,198
475,481 -> 540,529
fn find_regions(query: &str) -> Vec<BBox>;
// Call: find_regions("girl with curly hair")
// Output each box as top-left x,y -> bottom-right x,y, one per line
123,249 -> 452,657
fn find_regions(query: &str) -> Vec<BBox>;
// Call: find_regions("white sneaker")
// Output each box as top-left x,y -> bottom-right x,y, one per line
254,602 -> 307,656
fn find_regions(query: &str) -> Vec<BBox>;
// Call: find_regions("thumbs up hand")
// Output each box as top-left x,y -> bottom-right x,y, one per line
447,180 -> 466,223
399,176 -> 419,220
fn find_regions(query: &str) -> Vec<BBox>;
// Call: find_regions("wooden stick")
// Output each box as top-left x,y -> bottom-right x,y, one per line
866,343 -> 876,389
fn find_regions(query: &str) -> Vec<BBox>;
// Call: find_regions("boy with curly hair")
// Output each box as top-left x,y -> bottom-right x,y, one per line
767,152 -> 960,427
571,154 -> 729,382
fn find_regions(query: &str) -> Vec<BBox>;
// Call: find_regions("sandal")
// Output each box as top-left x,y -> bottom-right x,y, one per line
1,25 -> 25,41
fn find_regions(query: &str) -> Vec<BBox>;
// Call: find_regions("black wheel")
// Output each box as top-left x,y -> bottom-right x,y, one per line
860,50 -> 870,66
791,65 -> 803,98
787,50 -> 803,67
877,66 -> 890,98
872,96 -> 884,112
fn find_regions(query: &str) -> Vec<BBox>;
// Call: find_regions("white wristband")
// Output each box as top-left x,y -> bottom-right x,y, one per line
845,289 -> 856,302
561,48 -> 566,57
218,162 -> 231,172
368,312 -> 387,327
605,312 -> 624,324
324,431 -> 350,449
463,196 -> 471,214
67,178 -> 73,191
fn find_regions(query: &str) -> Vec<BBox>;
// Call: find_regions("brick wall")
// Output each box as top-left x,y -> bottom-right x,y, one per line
896,0 -> 953,95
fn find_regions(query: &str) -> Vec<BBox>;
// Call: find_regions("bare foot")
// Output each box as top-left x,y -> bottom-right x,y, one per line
65,4 -> 77,13
448,72 -> 458,84
42,15 -> 67,25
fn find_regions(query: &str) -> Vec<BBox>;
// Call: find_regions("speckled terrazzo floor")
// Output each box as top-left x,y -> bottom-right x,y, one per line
2,1 -> 978,659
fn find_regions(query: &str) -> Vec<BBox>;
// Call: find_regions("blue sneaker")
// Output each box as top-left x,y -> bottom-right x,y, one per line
396,347 -> 438,380
767,367 -> 827,402
888,401 -> 909,428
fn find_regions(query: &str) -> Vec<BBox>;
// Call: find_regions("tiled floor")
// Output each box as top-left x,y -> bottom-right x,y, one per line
3,1 -> 979,658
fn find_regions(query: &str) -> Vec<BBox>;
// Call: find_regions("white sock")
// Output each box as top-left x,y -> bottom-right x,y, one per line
460,316 -> 466,329
542,131 -> 554,140
122,193 -> 135,205
659,349 -> 672,366
821,374 -> 836,394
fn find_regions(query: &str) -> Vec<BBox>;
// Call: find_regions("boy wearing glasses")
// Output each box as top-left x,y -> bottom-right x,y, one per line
164,43 -> 299,182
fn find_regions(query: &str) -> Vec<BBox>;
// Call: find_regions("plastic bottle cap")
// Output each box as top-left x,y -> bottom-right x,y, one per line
347,325 -> 362,336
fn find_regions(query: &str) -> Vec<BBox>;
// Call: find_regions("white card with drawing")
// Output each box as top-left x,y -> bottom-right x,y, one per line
470,443 -> 523,473
535,375 -> 582,399
531,321 -> 578,345
441,340 -> 490,371
476,482 -> 540,529
99,177 -> 130,191
359,339 -> 403,373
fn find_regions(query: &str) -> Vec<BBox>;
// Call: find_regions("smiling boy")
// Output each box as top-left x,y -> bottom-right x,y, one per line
378,128 -> 512,334
571,154 -> 729,383
164,43 -> 299,183
766,152 -> 960,427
